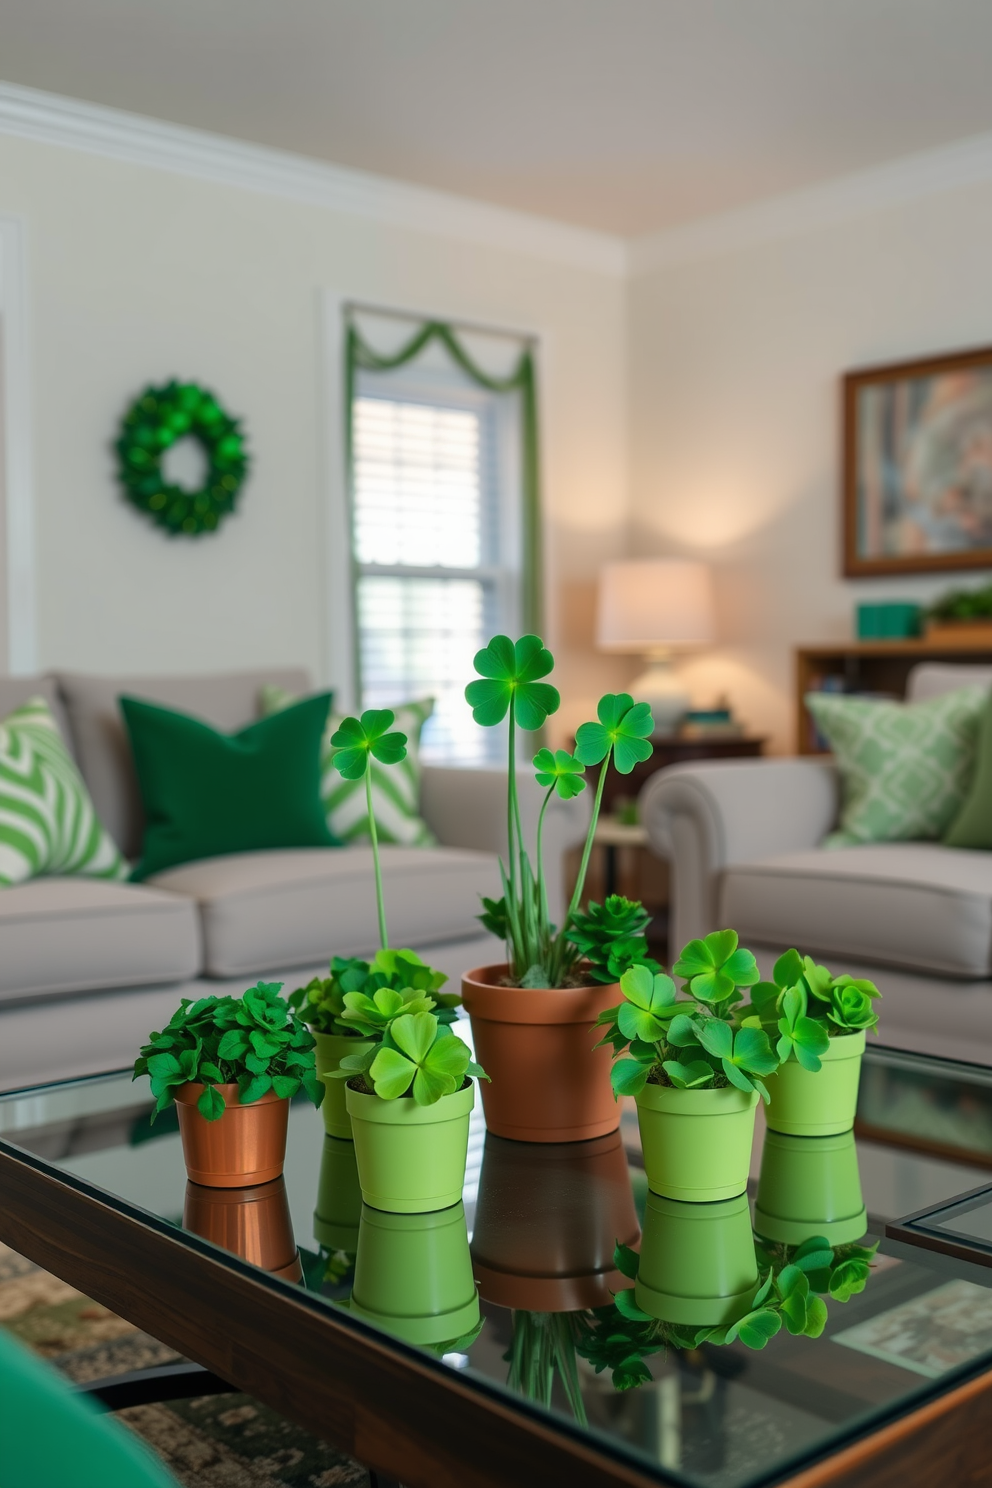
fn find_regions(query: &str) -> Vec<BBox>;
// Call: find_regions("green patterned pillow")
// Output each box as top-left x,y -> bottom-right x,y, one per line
0,697 -> 128,885
261,686 -> 437,847
806,685 -> 988,847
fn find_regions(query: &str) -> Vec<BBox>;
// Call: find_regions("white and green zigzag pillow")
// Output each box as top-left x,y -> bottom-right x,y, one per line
261,686 -> 437,848
0,697 -> 128,886
806,684 -> 988,846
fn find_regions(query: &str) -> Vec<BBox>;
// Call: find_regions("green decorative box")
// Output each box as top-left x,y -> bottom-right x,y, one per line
856,602 -> 921,640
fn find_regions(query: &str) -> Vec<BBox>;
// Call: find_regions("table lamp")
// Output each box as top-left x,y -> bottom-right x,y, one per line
596,558 -> 715,735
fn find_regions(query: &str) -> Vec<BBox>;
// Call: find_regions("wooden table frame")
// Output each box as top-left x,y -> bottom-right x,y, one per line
3,1133 -> 992,1487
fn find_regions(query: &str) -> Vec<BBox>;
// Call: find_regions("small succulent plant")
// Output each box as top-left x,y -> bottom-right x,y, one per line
595,930 -> 779,1101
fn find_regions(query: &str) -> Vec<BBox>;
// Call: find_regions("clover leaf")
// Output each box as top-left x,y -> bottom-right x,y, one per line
776,983 -> 831,1072
616,966 -> 679,1043
339,985 -> 436,1037
574,693 -> 654,775
662,1058 -> 713,1088
330,710 -> 407,781
533,747 -> 586,799
673,929 -> 760,1004
367,1012 -> 485,1105
696,1017 -> 778,1098
464,634 -> 560,731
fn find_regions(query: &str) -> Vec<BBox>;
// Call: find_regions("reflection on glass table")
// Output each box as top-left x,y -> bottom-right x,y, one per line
5,1049 -> 992,1488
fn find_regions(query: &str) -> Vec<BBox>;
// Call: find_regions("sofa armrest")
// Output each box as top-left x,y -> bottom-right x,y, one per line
420,765 -> 592,919
639,758 -> 839,949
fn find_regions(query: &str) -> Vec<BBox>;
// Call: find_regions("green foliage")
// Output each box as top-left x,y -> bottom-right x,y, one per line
743,950 -> 880,1071
578,1233 -> 879,1390
465,635 -> 656,990
929,581 -> 992,622
565,896 -> 660,984
133,981 -> 321,1122
504,1310 -> 587,1424
330,709 -> 407,780
596,931 -> 779,1102
332,988 -> 487,1107
288,950 -> 453,1036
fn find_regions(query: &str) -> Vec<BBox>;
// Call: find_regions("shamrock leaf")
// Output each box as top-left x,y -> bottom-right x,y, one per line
727,1308 -> 781,1350
331,710 -> 408,780
776,982 -> 831,1071
672,929 -> 759,1004
610,1058 -> 652,1097
464,634 -> 560,731
340,985 -> 435,1036
617,965 -> 678,1042
614,1241 -> 640,1281
574,693 -> 654,775
663,1058 -> 713,1088
368,1013 -> 478,1105
533,747 -> 587,799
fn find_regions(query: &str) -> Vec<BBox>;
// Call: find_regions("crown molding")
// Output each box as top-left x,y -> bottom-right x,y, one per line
629,127 -> 992,276
0,83 -> 626,278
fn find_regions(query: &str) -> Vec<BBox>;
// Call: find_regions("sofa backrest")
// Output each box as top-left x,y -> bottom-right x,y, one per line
55,668 -> 312,859
907,662 -> 992,703
0,677 -> 74,750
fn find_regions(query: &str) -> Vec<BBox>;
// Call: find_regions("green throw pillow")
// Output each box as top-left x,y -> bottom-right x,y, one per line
806,685 -> 988,847
261,685 -> 437,847
0,696 -> 128,886
945,689 -> 992,847
121,692 -> 339,881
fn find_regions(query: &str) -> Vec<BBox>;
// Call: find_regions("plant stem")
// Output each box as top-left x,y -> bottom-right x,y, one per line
506,705 -> 518,914
366,763 -> 388,950
563,751 -> 611,932
535,784 -> 554,946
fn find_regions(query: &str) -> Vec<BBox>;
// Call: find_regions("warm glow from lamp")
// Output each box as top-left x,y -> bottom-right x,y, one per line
596,559 -> 715,734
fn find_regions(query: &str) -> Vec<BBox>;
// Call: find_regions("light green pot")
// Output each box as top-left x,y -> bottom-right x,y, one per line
313,1135 -> 363,1252
754,1129 -> 867,1246
314,1031 -> 373,1140
635,1083 -> 758,1201
763,1031 -> 866,1137
350,1200 -> 480,1348
345,1080 -> 475,1214
635,1190 -> 759,1326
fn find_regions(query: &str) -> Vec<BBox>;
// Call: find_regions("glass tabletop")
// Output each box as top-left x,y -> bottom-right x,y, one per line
3,1038 -> 992,1488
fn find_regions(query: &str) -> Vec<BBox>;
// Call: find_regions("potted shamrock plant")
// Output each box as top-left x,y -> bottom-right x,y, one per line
289,710 -> 458,1140
744,950 -> 881,1136
133,981 -> 322,1187
595,930 -> 778,1200
460,633 -> 658,1143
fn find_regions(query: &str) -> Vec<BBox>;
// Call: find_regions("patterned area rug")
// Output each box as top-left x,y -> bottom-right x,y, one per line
0,1242 -> 368,1488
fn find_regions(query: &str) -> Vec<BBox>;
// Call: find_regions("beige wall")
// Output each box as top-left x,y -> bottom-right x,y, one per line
0,131 -> 629,741
629,179 -> 992,753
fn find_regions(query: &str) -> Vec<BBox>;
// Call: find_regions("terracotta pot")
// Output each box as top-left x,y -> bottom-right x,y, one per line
471,1129 -> 639,1310
183,1177 -> 302,1281
461,965 -> 620,1142
174,1083 -> 289,1188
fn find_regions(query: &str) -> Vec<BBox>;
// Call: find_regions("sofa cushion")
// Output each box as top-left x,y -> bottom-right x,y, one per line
55,668 -> 311,859
150,846 -> 501,978
0,676 -> 73,753
720,843 -> 992,978
0,878 -> 202,1003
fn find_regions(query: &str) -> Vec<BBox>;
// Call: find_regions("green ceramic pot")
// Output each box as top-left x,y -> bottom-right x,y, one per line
314,1031 -> 373,1140
313,1134 -> 364,1252
350,1200 -> 480,1348
754,1128 -> 867,1246
635,1083 -> 758,1201
345,1080 -> 475,1214
763,1031 -> 866,1137
635,1190 -> 759,1326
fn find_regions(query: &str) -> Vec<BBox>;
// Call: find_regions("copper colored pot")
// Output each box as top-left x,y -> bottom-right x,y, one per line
471,1129 -> 639,1310
174,1083 -> 289,1187
460,966 -> 620,1143
183,1177 -> 303,1281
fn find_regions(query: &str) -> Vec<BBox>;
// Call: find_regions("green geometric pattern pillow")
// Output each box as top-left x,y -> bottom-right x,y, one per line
261,686 -> 437,847
0,697 -> 128,886
806,685 -> 988,847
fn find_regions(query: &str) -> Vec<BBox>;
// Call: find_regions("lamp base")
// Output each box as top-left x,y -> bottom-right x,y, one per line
629,656 -> 690,737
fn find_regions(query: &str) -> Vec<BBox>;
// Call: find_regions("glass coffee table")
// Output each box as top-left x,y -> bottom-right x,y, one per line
3,1039 -> 992,1488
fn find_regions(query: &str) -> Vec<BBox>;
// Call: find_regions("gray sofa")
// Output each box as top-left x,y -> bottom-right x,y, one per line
641,663 -> 992,1065
0,669 -> 588,1090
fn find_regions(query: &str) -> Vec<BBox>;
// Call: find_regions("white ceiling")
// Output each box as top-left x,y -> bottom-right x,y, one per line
4,0 -> 992,236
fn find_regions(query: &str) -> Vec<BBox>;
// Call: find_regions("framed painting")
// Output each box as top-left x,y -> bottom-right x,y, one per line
843,345 -> 992,576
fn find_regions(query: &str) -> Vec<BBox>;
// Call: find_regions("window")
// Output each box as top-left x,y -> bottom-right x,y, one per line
351,351 -> 524,764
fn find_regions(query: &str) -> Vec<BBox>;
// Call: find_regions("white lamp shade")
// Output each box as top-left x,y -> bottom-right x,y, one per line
596,559 -> 715,652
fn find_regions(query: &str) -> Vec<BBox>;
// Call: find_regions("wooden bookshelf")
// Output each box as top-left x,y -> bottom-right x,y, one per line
797,635 -> 992,753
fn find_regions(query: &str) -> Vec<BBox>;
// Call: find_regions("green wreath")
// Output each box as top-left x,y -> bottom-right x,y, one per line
115,380 -> 250,536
